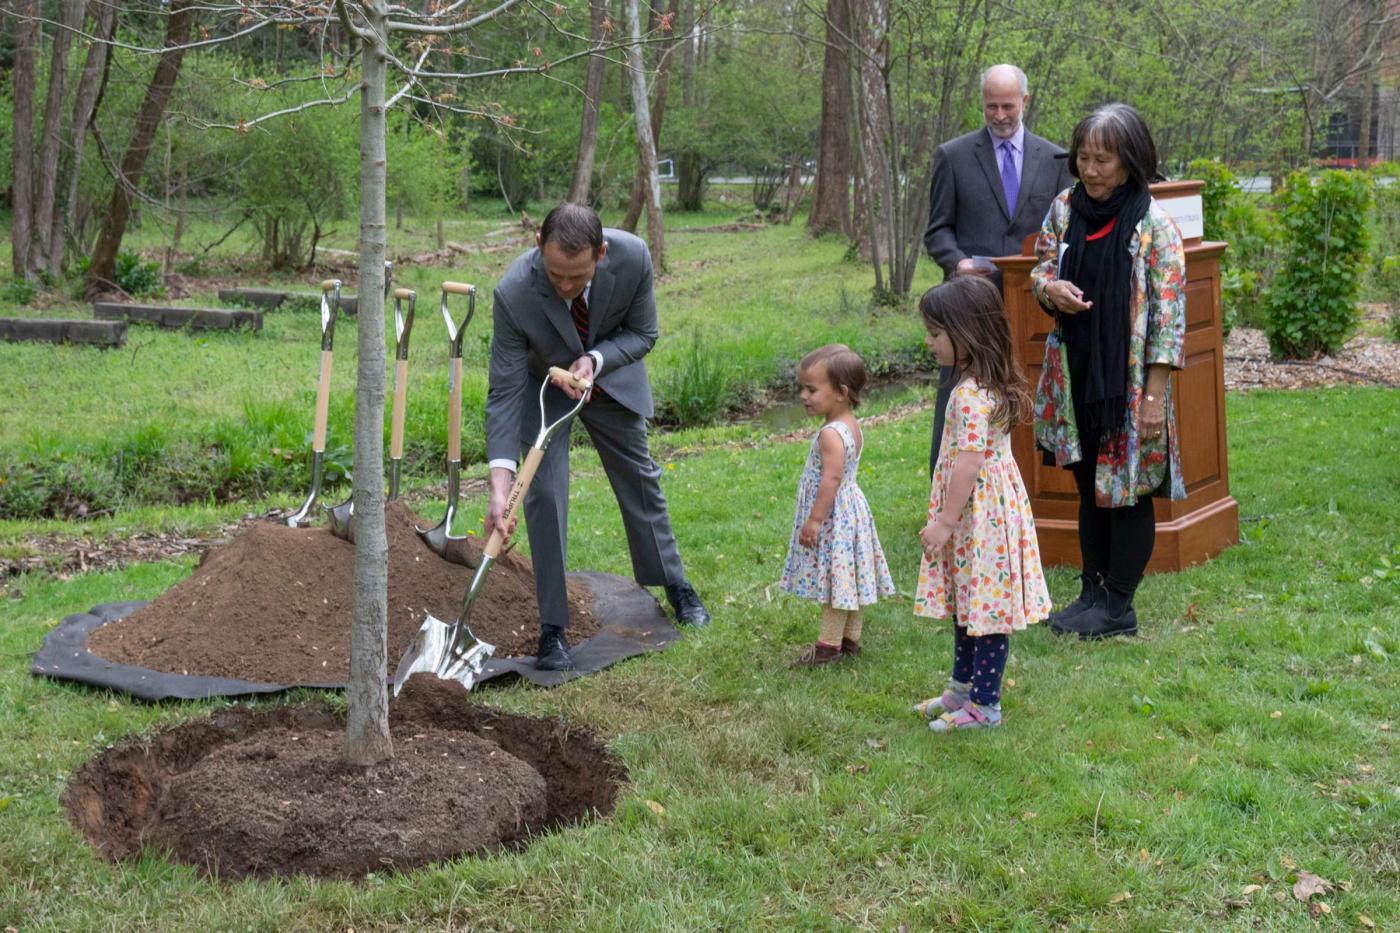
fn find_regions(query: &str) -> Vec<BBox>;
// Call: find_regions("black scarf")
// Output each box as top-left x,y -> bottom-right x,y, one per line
1060,180 -> 1151,437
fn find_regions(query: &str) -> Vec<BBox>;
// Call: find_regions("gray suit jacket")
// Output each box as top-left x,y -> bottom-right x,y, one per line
485,229 -> 658,463
923,126 -> 1073,275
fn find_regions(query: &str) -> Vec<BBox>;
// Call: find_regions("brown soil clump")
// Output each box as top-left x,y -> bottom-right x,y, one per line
63,677 -> 626,881
86,500 -> 597,683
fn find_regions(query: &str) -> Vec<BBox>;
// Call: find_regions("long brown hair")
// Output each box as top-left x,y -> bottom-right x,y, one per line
919,276 -> 1032,428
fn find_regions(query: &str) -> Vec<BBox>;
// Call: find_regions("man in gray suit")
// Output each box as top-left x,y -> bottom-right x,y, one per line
923,63 -> 1072,474
484,203 -> 709,671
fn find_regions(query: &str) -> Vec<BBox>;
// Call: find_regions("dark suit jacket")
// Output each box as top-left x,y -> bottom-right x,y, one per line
923,126 -> 1073,274
485,229 -> 658,463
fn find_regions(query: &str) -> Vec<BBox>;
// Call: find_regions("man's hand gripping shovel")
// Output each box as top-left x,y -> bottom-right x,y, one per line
393,366 -> 593,695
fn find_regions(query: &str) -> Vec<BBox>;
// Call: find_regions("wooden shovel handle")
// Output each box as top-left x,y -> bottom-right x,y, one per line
441,281 -> 475,296
547,365 -> 592,391
320,279 -> 339,292
485,445 -> 544,560
393,287 -> 415,301
313,349 -> 333,452
447,356 -> 462,462
390,358 -> 408,460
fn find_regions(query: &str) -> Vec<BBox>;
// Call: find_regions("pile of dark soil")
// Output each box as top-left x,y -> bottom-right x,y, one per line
86,500 -> 597,683
62,676 -> 626,880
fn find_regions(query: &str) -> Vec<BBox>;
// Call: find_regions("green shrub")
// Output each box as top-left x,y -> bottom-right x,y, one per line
0,278 -> 38,306
1263,170 -> 1372,359
1187,158 -> 1280,336
1366,162 -> 1400,310
655,330 -> 733,427
72,250 -> 165,299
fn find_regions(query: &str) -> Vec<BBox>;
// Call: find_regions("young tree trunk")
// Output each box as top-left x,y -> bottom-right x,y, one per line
624,0 -> 664,268
344,0 -> 394,768
1357,75 -> 1374,163
85,0 -> 195,298
673,0 -> 705,211
622,0 -> 680,231
808,0 -> 853,238
29,0 -> 83,276
10,1 -> 39,281
53,0 -> 117,273
849,0 -> 892,292
566,0 -> 609,204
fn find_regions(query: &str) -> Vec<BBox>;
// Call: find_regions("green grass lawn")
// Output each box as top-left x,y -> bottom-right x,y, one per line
2,387 -> 1397,930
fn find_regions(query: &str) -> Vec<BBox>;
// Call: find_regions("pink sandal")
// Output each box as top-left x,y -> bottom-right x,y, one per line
912,690 -> 968,720
928,702 -> 1001,732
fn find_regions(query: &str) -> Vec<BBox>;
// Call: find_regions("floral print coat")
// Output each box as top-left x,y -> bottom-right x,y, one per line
1029,190 -> 1188,507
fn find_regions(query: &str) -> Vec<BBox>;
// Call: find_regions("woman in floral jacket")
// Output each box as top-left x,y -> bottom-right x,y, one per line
1029,102 -> 1186,640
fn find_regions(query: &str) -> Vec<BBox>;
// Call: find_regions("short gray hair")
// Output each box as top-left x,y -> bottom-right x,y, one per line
980,64 -> 1028,96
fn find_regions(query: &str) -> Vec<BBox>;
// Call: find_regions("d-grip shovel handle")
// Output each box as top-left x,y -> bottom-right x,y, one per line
483,367 -> 593,561
311,279 -> 341,454
446,356 -> 462,462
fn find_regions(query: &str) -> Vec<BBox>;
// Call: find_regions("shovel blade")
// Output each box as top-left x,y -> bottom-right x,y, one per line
325,499 -> 355,541
392,613 -> 494,696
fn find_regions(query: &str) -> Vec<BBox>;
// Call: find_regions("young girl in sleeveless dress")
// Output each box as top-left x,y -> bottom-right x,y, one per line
779,345 -> 896,665
913,277 -> 1051,730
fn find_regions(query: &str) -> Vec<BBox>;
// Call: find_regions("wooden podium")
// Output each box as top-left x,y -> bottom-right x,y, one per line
991,180 -> 1239,573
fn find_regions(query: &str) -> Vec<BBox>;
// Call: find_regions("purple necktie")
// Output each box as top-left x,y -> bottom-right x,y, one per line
999,140 -> 1019,217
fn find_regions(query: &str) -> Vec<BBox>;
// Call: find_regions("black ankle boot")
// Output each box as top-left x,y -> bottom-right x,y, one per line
1049,572 -> 1104,635
1061,581 -> 1138,640
535,626 -> 574,671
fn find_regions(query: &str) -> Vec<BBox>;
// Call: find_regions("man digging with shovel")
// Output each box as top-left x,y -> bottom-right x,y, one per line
484,203 -> 711,671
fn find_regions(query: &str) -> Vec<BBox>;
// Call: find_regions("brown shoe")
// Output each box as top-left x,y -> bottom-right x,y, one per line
840,638 -> 861,658
792,642 -> 842,667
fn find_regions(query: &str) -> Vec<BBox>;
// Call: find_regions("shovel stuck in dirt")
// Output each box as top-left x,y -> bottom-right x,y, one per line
286,279 -> 341,528
393,366 -> 593,694
327,267 -> 408,542
416,282 -> 477,556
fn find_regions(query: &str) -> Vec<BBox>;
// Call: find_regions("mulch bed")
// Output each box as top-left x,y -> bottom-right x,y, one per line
84,500 -> 597,681
62,676 -> 626,881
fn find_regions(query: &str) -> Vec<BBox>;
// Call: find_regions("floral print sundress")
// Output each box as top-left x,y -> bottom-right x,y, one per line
914,380 -> 1052,635
779,421 -> 896,610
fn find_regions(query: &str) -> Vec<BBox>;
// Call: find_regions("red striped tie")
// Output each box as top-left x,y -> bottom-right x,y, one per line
570,293 -> 589,346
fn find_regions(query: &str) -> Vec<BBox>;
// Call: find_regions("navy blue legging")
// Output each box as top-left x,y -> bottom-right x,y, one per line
951,623 -> 1009,706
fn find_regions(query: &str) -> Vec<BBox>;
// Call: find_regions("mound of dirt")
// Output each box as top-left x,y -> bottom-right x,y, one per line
62,676 -> 626,880
85,500 -> 597,683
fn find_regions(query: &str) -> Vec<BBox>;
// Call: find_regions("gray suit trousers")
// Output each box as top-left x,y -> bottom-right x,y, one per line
521,384 -> 684,631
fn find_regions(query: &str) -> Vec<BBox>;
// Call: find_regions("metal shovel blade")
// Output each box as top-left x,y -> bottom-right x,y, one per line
392,611 -> 494,695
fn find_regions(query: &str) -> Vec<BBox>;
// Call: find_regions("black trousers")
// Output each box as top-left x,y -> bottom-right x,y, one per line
1069,428 -> 1156,598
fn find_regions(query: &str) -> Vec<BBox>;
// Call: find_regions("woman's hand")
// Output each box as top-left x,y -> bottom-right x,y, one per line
798,517 -> 823,548
920,520 -> 953,560
1140,393 -> 1166,441
1046,279 -> 1093,315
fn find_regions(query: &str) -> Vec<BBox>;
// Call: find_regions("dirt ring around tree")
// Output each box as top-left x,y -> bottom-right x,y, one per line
61,676 -> 626,881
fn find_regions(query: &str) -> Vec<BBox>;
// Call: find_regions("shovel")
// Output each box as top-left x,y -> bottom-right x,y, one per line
393,366 -> 592,695
326,266 -> 406,540
416,282 -> 476,556
286,279 -> 341,527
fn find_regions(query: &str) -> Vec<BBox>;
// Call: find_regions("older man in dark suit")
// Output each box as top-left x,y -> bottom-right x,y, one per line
484,203 -> 709,671
923,63 -> 1072,474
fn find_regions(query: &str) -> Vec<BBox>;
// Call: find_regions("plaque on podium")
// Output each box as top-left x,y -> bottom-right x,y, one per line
991,180 -> 1239,573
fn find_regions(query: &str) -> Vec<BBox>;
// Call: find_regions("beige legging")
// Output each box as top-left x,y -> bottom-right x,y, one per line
819,605 -> 864,645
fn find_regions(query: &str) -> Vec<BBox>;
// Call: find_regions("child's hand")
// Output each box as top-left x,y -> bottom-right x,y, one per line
798,517 -> 822,548
920,521 -> 953,560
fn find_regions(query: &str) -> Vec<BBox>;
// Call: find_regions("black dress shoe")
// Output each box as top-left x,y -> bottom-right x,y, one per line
665,581 -> 711,627
535,626 -> 575,671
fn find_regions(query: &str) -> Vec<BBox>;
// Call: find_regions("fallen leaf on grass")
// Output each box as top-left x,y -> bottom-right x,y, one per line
845,762 -> 869,775
1240,884 -> 1262,896
1359,914 -> 1376,928
1270,710 -> 1283,719
644,800 -> 666,816
1307,901 -> 1331,918
1109,891 -> 1133,905
1291,870 -> 1332,901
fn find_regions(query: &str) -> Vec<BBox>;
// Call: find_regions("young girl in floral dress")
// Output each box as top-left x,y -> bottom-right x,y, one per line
779,344 -> 896,665
913,276 -> 1051,730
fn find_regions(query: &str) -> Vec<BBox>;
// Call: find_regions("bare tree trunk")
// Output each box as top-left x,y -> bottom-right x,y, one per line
849,0 -> 892,291
622,0 -> 680,231
809,0 -> 853,237
566,0 -> 609,204
85,0 -> 195,298
1358,75 -> 1374,164
344,0 -> 393,768
624,0 -> 664,268
30,0 -> 83,276
10,1 -> 38,281
52,0 -> 117,273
